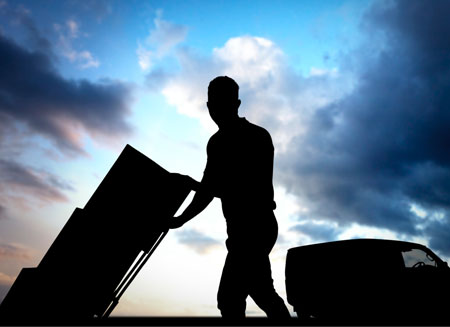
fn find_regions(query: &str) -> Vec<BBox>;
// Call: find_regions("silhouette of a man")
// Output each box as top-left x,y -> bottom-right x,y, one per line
168,76 -> 291,319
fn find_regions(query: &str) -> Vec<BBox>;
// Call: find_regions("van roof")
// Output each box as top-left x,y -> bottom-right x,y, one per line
287,238 -> 428,254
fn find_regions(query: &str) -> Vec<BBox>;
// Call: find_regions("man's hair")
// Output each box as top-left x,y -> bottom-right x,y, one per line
208,76 -> 239,100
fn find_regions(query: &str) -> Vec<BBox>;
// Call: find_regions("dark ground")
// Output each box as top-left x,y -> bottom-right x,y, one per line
0,316 -> 444,326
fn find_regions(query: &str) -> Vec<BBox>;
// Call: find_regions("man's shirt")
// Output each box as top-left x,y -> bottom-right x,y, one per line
202,117 -> 276,220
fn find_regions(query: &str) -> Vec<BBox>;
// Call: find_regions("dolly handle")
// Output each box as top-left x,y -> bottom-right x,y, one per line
101,230 -> 169,318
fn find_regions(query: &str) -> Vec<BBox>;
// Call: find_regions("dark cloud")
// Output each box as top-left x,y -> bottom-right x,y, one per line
177,229 -> 221,254
0,2 -> 54,58
0,10 -> 132,216
0,159 -> 72,203
0,30 -> 132,156
425,219 -> 450,256
290,222 -> 342,243
277,0 -> 450,254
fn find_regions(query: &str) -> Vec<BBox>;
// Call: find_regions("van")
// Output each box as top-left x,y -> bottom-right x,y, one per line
286,239 -> 450,324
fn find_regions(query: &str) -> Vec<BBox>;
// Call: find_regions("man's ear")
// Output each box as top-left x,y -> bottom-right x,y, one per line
236,99 -> 241,110
206,101 -> 210,109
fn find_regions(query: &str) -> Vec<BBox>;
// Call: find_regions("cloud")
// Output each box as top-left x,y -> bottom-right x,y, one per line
276,0 -> 450,254
150,35 -> 351,136
0,159 -> 73,205
0,9 -> 132,218
76,50 -> 100,69
149,10 -> 188,55
66,19 -> 79,38
0,3 -> 53,57
1,4 -> 98,69
137,10 -> 188,71
54,19 -> 100,69
75,0 -> 112,23
0,33 -> 132,156
176,229 -> 221,255
136,44 -> 153,71
148,0 -> 450,256
425,220 -> 450,256
290,221 -> 342,242
0,242 -> 31,260
309,67 -> 338,77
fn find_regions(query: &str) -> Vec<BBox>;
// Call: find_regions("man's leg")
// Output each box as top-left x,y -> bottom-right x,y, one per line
217,252 -> 247,319
248,254 -> 291,319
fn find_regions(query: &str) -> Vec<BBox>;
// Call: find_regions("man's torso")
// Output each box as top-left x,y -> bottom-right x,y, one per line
203,118 -> 276,220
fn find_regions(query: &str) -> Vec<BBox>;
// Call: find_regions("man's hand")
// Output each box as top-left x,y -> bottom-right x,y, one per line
163,174 -> 214,232
166,215 -> 186,229
170,173 -> 199,191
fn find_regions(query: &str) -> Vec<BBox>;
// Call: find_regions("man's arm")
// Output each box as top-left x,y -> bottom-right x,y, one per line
170,173 -> 201,191
168,180 -> 214,229
168,137 -> 217,229
169,184 -> 214,229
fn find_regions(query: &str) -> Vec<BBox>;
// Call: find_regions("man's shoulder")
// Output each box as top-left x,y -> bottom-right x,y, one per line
207,118 -> 273,151
242,118 -> 272,142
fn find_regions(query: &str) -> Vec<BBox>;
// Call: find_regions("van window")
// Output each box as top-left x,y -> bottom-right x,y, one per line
402,248 -> 437,268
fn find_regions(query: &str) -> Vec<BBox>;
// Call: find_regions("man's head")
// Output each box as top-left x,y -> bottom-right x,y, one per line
207,76 -> 241,129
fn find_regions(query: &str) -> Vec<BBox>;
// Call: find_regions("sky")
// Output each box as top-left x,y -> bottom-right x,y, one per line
1,0 -> 450,317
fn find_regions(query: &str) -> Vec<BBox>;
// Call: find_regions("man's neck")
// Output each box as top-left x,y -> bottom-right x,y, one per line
218,116 -> 241,131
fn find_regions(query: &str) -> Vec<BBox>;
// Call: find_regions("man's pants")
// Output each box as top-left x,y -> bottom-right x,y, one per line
217,212 -> 291,319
